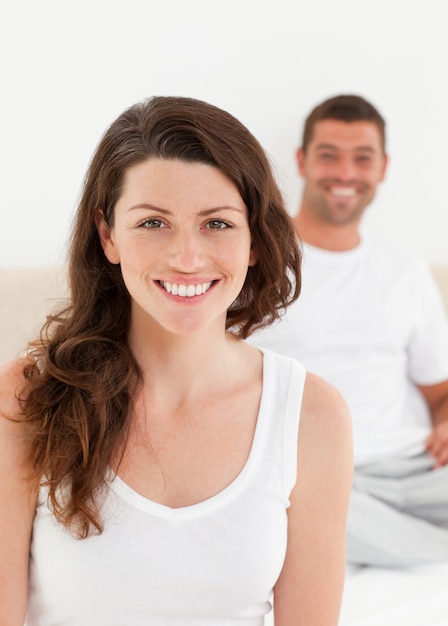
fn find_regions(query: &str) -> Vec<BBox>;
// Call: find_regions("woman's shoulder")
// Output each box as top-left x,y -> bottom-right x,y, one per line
0,357 -> 37,500
300,371 -> 353,462
302,370 -> 349,411
0,356 -> 32,422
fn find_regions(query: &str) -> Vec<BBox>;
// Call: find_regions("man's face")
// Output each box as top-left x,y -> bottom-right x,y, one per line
297,119 -> 387,226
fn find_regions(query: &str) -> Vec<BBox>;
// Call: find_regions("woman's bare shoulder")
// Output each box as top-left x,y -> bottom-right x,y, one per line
302,370 -> 351,420
0,357 -> 32,422
0,356 -> 37,500
299,370 -> 353,463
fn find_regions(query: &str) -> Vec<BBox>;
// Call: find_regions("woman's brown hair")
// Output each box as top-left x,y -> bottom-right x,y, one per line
22,96 -> 302,537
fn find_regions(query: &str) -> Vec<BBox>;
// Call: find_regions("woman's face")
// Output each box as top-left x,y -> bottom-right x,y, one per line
97,158 -> 256,338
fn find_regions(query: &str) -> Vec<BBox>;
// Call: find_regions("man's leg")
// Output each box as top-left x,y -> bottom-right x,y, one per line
347,454 -> 448,566
354,454 -> 448,527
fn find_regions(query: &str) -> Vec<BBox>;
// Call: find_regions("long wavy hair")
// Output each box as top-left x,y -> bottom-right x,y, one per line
21,96 -> 302,537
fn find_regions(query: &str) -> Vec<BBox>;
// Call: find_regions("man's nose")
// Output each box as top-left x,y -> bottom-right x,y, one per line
335,156 -> 358,180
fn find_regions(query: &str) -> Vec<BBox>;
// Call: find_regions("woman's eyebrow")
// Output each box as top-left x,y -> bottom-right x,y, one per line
198,206 -> 245,216
127,203 -> 245,215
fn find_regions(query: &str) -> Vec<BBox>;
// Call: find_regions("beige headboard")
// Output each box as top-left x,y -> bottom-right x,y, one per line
0,268 -> 66,364
1,266 -> 448,364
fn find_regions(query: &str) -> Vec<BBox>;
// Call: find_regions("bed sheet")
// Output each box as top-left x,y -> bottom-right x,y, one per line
265,562 -> 448,625
339,562 -> 448,626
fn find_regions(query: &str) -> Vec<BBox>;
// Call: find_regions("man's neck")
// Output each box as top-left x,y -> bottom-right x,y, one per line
293,207 -> 361,252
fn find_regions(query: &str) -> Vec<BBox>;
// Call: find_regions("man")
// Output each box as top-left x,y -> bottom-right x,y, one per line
250,95 -> 448,566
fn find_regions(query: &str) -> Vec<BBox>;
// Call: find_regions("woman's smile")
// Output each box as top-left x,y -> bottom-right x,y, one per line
158,280 -> 215,298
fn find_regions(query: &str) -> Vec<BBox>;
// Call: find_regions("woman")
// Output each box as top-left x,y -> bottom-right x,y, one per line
0,96 -> 352,625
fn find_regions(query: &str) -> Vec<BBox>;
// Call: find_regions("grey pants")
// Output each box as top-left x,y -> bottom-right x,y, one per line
347,452 -> 448,566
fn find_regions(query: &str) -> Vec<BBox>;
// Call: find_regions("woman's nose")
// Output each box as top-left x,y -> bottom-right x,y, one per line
167,230 -> 204,271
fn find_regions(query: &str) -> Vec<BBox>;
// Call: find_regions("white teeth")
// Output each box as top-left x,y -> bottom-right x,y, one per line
161,281 -> 213,297
331,187 -> 356,197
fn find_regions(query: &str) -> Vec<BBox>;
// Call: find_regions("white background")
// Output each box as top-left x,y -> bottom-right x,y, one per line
1,0 -> 447,267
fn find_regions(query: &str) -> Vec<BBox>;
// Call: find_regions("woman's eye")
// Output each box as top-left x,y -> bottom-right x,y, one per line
139,218 -> 165,229
206,219 -> 230,230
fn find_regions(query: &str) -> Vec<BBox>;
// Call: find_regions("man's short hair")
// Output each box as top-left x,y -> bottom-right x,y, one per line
302,94 -> 386,153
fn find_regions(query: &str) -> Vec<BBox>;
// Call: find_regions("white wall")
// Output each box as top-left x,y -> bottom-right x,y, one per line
1,0 -> 447,267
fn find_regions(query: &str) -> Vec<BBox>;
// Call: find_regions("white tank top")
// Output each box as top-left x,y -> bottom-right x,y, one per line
27,350 -> 306,626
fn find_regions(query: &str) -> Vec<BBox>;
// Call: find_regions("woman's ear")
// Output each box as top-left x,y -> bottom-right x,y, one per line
95,209 -> 120,264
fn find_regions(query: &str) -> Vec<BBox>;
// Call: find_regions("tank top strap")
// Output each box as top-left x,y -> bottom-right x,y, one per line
258,349 -> 306,499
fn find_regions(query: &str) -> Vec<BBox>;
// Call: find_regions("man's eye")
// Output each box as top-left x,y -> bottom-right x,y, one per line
139,219 -> 165,229
207,220 -> 230,229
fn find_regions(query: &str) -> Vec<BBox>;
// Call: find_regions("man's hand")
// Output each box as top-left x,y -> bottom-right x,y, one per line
419,380 -> 448,468
426,422 -> 448,468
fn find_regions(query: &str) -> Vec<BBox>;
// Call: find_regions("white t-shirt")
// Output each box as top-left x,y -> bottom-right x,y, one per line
249,237 -> 448,466
26,351 -> 305,626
